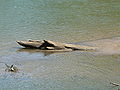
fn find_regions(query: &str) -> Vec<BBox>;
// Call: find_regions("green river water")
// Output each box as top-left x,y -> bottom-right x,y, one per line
0,0 -> 120,90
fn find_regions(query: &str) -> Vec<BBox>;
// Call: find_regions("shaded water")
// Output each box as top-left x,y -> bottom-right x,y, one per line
0,0 -> 120,90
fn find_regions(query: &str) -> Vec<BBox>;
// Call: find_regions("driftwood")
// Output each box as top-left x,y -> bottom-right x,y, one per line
5,64 -> 18,73
17,40 -> 96,51
110,82 -> 120,86
0,62 -> 18,73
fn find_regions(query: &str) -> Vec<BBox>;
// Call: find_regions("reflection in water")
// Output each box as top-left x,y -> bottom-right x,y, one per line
17,48 -> 62,56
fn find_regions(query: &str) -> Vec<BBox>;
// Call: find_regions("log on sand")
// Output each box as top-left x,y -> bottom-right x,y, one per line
17,40 -> 96,51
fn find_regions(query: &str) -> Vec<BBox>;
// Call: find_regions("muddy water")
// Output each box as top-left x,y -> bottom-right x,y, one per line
0,0 -> 120,90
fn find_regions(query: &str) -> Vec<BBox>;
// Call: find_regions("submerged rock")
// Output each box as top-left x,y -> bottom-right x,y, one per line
17,40 -> 96,51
